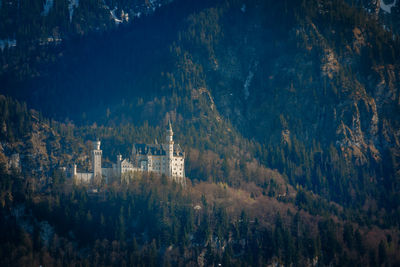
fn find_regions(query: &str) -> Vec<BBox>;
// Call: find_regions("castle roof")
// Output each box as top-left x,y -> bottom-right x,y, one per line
133,143 -> 184,157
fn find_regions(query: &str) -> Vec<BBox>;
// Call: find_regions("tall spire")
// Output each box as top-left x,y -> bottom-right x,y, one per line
166,120 -> 174,177
168,119 -> 173,132
166,119 -> 173,144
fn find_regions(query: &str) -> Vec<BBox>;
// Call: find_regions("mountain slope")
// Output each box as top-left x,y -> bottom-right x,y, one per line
1,95 -> 399,266
1,0 -> 400,265
1,0 -> 399,216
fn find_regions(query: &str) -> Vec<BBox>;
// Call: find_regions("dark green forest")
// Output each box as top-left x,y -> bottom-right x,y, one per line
1,0 -> 400,266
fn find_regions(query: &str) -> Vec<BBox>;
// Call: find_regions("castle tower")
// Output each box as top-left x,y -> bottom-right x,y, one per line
72,164 -> 77,177
166,120 -> 174,177
92,140 -> 102,181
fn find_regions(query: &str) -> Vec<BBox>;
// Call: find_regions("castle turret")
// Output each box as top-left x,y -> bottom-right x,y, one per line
166,120 -> 174,143
92,140 -> 102,181
95,140 -> 101,150
166,121 -> 174,177
72,164 -> 77,177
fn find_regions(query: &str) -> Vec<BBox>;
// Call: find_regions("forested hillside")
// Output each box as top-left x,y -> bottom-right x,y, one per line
1,0 -> 400,266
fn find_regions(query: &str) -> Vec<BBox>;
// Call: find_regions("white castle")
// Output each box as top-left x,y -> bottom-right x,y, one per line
70,122 -> 185,185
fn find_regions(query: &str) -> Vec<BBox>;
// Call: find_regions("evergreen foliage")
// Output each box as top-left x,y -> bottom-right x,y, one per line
0,0 -> 400,265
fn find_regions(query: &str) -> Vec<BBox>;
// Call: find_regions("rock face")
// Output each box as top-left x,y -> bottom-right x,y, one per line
168,0 -> 400,169
368,0 -> 381,16
353,0 -> 400,33
352,0 -> 381,16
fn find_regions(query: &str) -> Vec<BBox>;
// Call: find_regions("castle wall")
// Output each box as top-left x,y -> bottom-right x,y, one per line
102,167 -> 115,180
171,156 -> 184,178
147,155 -> 167,174
134,154 -> 184,178
75,172 -> 93,184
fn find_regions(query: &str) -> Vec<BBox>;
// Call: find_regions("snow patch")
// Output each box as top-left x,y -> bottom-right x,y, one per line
39,36 -> 62,46
243,62 -> 258,100
380,0 -> 397,13
41,0 -> 53,16
0,39 -> 16,50
68,0 -> 79,22
110,7 -> 123,24
243,70 -> 253,99
123,10 -> 129,22
241,4 -> 246,13
110,8 -> 129,24
104,0 -> 170,24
